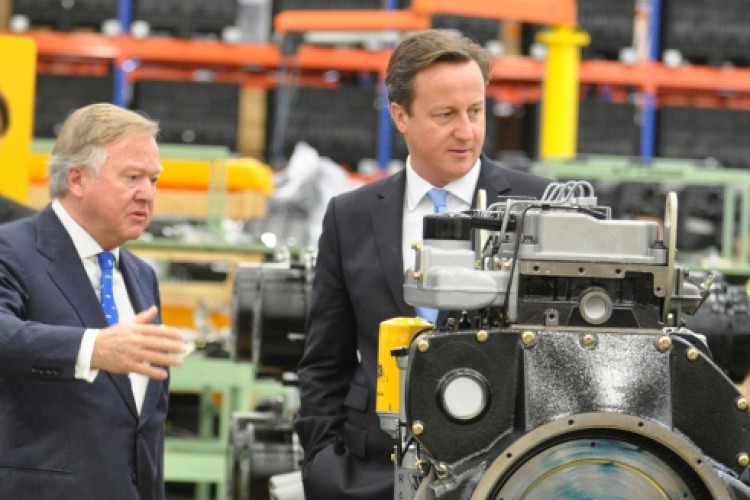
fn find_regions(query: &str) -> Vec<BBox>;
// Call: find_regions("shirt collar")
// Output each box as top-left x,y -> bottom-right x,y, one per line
51,199 -> 120,263
405,156 -> 481,211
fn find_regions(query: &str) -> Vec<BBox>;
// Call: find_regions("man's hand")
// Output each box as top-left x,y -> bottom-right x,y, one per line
91,305 -> 186,380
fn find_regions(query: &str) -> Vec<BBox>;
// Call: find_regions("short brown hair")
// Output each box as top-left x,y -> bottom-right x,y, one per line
385,29 -> 492,114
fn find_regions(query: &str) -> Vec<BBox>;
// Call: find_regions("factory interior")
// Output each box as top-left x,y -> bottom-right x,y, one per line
2,1 -> 750,499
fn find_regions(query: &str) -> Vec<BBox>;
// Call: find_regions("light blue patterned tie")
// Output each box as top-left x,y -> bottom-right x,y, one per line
415,188 -> 448,323
97,251 -> 119,326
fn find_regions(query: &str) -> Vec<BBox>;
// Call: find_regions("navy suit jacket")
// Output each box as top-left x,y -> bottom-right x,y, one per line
0,206 -> 169,500
295,158 -> 550,499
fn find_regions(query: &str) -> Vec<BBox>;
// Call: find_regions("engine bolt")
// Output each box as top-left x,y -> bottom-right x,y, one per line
656,336 -> 672,352
436,462 -> 448,476
738,398 -> 749,411
521,330 -> 536,347
412,421 -> 425,436
475,260 -> 482,269
413,270 -> 423,281
738,453 -> 749,468
417,338 -> 430,353
411,241 -> 421,250
581,333 -> 596,347
686,347 -> 701,362
476,330 -> 489,343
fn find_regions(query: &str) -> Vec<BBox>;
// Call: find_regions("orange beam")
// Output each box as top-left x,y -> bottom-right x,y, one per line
579,60 -> 750,95
291,45 -> 392,73
120,37 -> 280,68
274,9 -> 429,34
490,55 -> 544,83
18,31 -> 282,69
127,66 -> 279,89
22,30 -> 750,107
13,30 -> 119,59
412,0 -> 577,26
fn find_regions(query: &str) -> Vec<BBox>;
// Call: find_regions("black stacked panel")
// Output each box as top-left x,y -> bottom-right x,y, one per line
658,106 -> 750,169
577,99 -> 640,157
34,74 -> 113,138
430,16 -> 501,47
577,0 -> 635,60
662,0 -> 750,66
269,83 -> 379,169
132,80 -> 240,151
273,0 -> 383,13
12,0 -> 118,31
133,0 -> 238,38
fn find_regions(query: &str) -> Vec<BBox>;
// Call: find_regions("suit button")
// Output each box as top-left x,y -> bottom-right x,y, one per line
131,472 -> 137,484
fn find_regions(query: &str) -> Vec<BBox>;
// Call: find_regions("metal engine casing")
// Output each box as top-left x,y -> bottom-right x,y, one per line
406,327 -> 749,499
387,183 -> 750,499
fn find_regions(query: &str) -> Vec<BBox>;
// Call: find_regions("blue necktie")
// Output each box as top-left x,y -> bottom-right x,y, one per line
415,188 -> 448,323
427,188 -> 448,214
97,251 -> 119,326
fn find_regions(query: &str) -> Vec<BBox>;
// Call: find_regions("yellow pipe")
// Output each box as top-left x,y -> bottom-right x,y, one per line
536,26 -> 590,160
0,35 -> 36,202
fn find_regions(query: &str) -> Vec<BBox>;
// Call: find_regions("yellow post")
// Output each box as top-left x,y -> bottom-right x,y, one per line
0,35 -> 36,203
536,26 -> 589,160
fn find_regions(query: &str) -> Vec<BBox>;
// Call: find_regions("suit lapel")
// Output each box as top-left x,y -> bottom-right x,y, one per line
37,208 -> 139,418
474,156 -> 513,207
119,249 -> 162,422
38,209 -> 108,329
371,171 -> 414,317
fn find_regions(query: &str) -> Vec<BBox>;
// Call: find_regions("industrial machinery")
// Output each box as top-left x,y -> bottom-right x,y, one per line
229,251 -> 313,499
231,248 -> 314,375
684,273 -> 750,383
379,181 -> 750,499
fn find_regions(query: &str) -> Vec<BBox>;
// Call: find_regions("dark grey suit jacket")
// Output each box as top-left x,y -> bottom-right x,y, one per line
0,194 -> 35,224
295,157 -> 550,499
0,206 -> 169,500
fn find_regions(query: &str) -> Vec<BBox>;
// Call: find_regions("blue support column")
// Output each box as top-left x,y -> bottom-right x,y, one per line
113,0 -> 133,107
639,0 -> 662,160
376,0 -> 400,172
376,81 -> 393,172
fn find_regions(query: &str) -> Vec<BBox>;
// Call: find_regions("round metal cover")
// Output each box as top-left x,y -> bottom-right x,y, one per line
472,413 -> 729,500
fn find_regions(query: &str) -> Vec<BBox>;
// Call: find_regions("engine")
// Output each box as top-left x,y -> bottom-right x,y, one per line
378,181 -> 750,500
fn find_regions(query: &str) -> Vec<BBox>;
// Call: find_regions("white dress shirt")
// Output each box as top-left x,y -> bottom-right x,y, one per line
52,199 -> 148,414
401,157 -> 481,274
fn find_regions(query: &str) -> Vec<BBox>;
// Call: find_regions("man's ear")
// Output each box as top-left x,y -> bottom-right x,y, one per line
66,166 -> 86,198
390,102 -> 408,134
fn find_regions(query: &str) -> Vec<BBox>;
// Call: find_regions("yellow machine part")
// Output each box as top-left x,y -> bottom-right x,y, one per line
376,316 -> 432,415
0,35 -> 36,203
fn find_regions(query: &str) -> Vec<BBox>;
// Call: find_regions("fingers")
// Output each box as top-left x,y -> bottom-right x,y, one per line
91,320 -> 189,379
131,305 -> 158,324
133,363 -> 169,381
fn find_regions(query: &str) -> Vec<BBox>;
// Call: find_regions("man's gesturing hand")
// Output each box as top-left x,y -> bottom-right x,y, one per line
91,305 -> 186,379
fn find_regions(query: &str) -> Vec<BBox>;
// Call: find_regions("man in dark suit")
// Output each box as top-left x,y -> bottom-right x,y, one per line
295,30 -> 550,499
0,90 -> 36,223
0,103 -> 186,499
